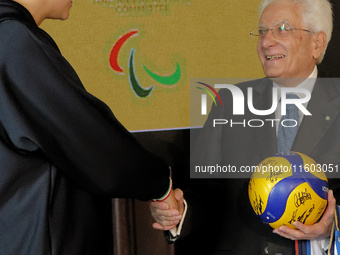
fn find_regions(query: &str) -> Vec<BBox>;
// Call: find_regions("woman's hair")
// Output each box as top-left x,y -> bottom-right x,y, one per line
258,0 -> 333,64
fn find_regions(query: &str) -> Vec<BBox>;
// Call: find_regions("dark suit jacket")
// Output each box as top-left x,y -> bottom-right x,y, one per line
177,77 -> 340,255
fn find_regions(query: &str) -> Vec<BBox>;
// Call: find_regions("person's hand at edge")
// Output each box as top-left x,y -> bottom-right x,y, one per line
273,189 -> 336,240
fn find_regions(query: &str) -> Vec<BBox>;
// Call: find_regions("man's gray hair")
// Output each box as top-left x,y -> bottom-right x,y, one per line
258,0 -> 333,64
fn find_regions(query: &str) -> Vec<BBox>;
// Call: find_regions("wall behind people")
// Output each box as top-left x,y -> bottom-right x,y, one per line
319,0 -> 340,77
42,0 -> 263,132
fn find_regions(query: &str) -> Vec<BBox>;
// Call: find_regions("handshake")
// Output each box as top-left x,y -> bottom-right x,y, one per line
150,188 -> 185,232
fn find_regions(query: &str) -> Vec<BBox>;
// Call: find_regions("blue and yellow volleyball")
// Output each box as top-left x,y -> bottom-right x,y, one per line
248,152 -> 328,229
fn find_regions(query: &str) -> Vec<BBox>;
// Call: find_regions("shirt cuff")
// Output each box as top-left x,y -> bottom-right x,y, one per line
167,199 -> 188,241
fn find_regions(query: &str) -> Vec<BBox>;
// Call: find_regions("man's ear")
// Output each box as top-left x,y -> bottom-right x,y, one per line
312,31 -> 327,60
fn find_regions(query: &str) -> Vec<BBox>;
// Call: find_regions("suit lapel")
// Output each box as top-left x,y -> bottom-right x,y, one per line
293,78 -> 340,154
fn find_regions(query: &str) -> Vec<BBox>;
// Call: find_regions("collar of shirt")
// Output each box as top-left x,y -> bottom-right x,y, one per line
273,66 -> 318,132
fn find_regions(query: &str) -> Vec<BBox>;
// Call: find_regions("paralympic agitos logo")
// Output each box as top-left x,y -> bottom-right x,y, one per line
109,29 -> 181,98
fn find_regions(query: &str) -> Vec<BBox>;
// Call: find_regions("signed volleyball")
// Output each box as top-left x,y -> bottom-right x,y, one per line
248,152 -> 328,229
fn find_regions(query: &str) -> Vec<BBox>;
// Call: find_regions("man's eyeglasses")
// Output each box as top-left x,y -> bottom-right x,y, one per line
250,24 -> 314,39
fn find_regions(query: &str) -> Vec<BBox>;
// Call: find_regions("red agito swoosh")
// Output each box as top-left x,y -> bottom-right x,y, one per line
109,30 -> 138,73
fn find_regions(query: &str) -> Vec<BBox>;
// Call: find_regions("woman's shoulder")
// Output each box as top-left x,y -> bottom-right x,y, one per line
0,19 -> 58,57
0,19 -> 36,47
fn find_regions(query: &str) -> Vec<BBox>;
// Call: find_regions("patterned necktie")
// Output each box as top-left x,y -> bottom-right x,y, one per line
277,93 -> 300,153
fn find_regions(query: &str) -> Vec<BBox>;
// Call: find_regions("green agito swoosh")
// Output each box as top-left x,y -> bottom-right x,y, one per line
129,49 -> 153,98
143,63 -> 181,85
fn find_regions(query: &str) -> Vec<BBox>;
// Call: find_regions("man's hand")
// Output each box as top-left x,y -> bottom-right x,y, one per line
150,188 -> 185,231
273,189 -> 336,240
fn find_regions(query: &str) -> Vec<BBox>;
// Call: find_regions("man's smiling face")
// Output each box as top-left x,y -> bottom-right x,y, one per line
257,0 -> 318,80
